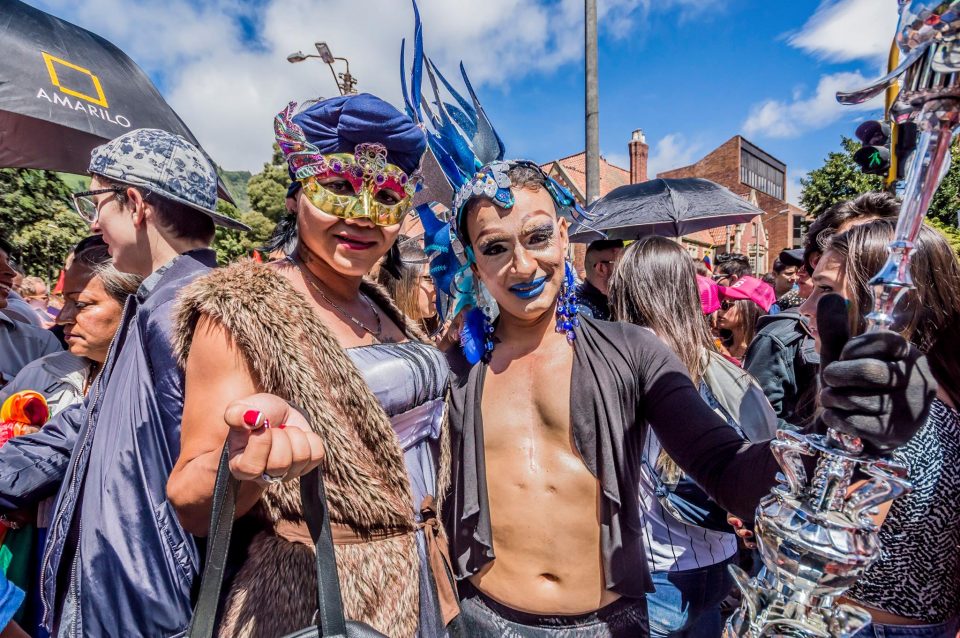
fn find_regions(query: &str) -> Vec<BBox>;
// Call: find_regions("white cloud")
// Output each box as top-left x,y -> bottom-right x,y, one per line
740,1 -> 896,142
648,133 -> 703,176
31,0 -> 726,172
788,0 -> 899,65
742,71 -> 881,139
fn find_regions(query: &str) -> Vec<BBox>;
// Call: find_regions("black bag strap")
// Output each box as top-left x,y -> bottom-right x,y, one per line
188,443 -> 237,637
300,468 -> 348,636
188,444 -> 348,637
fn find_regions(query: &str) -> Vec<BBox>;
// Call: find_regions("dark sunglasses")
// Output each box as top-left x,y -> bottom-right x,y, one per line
720,299 -> 735,311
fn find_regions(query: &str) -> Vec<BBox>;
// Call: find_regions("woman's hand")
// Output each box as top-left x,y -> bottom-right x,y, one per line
727,514 -> 756,549
223,394 -> 324,485
171,319 -> 325,536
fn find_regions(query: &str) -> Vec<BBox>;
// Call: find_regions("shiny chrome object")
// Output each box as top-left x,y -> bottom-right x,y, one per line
724,431 -> 911,637
726,2 -> 960,636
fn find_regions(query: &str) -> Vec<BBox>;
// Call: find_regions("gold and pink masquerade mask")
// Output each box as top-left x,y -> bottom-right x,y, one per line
274,102 -> 421,226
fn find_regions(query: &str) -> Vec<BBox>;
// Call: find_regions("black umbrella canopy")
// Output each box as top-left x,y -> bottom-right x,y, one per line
0,0 -> 235,204
570,177 -> 763,243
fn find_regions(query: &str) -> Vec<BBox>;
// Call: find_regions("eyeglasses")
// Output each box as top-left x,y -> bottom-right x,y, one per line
720,299 -> 735,311
72,187 -> 125,223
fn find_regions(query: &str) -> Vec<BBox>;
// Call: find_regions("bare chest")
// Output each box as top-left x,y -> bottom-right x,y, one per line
480,347 -> 573,447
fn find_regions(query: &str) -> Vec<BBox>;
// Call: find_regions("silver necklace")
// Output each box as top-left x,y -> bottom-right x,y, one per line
293,257 -> 383,340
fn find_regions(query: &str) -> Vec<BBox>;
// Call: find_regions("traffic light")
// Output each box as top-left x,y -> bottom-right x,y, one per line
853,120 -> 891,176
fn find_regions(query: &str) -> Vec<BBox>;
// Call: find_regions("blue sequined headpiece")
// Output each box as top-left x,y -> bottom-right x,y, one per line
451,159 -> 583,243
401,0 -> 589,363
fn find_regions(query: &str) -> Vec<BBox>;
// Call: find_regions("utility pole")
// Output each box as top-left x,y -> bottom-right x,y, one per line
585,0 -> 600,206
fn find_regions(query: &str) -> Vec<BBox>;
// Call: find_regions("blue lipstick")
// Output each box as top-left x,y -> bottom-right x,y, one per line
510,276 -> 548,299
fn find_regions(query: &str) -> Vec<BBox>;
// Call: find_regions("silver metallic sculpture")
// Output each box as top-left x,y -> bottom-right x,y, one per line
724,2 -> 960,636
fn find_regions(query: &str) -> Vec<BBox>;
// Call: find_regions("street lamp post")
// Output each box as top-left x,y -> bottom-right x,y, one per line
585,0 -> 600,206
287,42 -> 357,95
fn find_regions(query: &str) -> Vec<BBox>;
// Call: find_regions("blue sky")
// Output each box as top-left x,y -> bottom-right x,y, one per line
471,0 -> 892,205
29,0 -> 896,206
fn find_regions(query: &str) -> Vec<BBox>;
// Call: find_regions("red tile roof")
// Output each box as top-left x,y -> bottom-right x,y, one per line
541,152 -> 631,203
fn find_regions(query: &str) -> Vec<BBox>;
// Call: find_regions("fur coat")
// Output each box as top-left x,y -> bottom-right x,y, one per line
174,261 -> 450,638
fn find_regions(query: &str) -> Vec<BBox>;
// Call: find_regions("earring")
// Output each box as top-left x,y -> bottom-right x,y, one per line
461,306 -> 496,364
482,308 -> 496,359
477,281 -> 498,360
555,260 -> 580,342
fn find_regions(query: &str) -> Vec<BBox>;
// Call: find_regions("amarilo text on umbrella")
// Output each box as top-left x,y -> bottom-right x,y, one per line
35,52 -> 131,129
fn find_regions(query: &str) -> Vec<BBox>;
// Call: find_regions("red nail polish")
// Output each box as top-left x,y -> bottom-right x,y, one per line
277,424 -> 287,430
243,410 -> 262,428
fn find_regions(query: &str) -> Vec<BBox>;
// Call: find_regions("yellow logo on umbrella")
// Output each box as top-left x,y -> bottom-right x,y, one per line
41,51 -> 109,108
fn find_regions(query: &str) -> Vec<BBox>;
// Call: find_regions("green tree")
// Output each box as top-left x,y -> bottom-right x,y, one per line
247,144 -> 290,223
14,208 -> 88,280
0,168 -> 87,280
218,169 -> 252,212
928,216 -> 960,254
212,201 -> 276,265
927,139 -> 960,229
799,137 -> 883,217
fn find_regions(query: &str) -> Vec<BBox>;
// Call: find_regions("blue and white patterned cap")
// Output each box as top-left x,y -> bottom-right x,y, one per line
88,128 -> 248,231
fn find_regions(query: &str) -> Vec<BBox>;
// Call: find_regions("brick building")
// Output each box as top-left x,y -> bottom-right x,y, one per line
656,135 -> 808,273
543,131 -> 809,275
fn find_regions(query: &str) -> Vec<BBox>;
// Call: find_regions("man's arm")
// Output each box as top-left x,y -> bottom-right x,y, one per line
0,400 -> 86,510
646,373 -> 781,522
627,331 -> 781,521
638,326 -> 934,522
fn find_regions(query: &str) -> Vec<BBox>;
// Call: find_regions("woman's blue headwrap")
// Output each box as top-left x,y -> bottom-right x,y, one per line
286,93 -> 426,194
266,93 -> 427,254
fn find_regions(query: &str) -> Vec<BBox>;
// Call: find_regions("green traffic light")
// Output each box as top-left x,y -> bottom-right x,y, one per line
869,150 -> 883,167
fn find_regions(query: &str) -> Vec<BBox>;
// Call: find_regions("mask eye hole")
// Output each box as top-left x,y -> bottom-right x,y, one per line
375,189 -> 402,206
317,178 -> 357,196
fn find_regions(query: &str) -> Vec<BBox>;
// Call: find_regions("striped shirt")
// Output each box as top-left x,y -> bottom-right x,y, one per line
638,381 -> 739,573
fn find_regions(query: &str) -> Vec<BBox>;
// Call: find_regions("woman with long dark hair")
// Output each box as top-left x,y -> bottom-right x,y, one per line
609,236 -> 776,637
799,218 -> 960,637
0,237 -> 141,416
168,94 -> 457,637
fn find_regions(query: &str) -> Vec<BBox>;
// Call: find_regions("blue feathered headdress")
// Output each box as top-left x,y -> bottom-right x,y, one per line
400,0 -> 589,363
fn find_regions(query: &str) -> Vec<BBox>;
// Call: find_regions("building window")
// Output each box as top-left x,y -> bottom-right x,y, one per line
740,148 -> 785,201
792,214 -> 808,248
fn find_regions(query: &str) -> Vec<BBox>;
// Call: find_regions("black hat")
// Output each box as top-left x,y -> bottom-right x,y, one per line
778,248 -> 804,267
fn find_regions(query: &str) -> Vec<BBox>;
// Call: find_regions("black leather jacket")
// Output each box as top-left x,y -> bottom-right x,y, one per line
743,311 -> 820,430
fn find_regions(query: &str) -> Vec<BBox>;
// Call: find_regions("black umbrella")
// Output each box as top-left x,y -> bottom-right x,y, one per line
570,177 -> 762,242
0,0 -> 235,203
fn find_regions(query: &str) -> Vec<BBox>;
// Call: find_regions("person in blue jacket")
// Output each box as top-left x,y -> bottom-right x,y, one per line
0,128 -> 247,636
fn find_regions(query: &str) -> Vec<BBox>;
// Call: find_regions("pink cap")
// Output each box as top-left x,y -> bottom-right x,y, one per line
720,276 -> 776,312
696,275 -> 721,315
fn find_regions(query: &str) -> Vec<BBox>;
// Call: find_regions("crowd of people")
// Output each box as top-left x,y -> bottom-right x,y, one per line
0,85 -> 955,638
